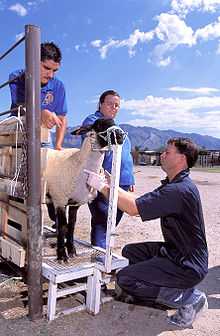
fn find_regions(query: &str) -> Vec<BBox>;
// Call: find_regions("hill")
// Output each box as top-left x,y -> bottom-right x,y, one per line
52,124 -> 220,150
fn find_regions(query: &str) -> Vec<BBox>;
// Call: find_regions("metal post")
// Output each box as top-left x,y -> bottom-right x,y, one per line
25,24 -> 42,320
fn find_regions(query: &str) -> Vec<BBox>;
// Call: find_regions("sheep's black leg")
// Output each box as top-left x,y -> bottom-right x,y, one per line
66,205 -> 79,258
56,207 -> 68,262
46,193 -> 56,222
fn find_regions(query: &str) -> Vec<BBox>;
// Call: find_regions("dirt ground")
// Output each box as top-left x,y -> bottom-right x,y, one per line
0,166 -> 220,336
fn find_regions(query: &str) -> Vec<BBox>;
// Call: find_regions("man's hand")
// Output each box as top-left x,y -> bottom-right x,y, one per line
41,109 -> 63,129
84,170 -> 107,192
105,170 -> 135,192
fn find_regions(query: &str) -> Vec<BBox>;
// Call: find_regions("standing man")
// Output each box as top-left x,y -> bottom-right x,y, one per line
82,90 -> 135,248
85,137 -> 208,328
9,42 -> 67,150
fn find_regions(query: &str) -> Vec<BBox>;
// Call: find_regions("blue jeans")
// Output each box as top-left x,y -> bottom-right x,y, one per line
88,185 -> 130,248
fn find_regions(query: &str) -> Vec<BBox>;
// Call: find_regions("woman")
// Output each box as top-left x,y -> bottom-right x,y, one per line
82,90 -> 135,248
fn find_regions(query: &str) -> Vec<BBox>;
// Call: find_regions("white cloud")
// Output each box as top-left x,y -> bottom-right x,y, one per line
91,40 -> 102,48
195,16 -> 220,41
158,56 -> 171,67
91,29 -> 154,59
171,0 -> 220,17
168,86 -> 220,95
121,95 -> 220,137
9,3 -> 27,16
90,14 -> 195,65
153,13 -> 195,65
89,3 -> 220,66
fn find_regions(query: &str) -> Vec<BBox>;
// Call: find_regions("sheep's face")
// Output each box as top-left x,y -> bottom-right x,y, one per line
72,118 -> 126,150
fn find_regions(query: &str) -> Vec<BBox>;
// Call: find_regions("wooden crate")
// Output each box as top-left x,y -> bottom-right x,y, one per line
0,236 -> 26,267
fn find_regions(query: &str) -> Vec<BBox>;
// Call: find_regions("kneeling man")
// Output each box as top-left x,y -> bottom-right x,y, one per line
85,137 -> 208,328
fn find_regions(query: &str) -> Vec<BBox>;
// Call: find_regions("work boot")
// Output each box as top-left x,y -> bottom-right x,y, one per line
114,282 -> 134,303
167,292 -> 208,328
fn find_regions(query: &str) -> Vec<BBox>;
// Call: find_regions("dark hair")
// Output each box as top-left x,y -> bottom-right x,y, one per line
98,90 -> 120,110
167,137 -> 198,168
41,42 -> 62,63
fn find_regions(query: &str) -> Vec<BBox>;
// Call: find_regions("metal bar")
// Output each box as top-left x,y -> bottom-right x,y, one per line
0,74 -> 23,90
0,107 -> 22,118
105,144 -> 122,273
25,24 -> 42,320
0,36 -> 25,62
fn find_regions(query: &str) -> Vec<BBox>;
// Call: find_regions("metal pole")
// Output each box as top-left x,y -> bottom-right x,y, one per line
25,24 -> 42,320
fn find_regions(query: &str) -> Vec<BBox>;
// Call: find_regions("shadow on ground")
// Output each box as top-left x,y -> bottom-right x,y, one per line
198,265 -> 220,310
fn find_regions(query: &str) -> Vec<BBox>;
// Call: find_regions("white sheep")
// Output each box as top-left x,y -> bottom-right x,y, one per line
44,118 -> 124,262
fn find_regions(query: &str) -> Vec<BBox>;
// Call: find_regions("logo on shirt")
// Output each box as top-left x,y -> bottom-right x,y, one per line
43,92 -> 54,105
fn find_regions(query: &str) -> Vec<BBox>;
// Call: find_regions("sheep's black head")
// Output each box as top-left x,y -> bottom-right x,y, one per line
71,118 -> 125,148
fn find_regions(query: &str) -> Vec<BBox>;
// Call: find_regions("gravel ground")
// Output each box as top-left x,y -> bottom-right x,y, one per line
0,166 -> 220,336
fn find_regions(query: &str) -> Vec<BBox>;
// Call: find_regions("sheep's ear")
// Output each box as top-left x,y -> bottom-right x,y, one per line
71,125 -> 92,136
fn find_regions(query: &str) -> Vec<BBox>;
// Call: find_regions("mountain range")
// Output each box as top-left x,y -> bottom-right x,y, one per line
53,124 -> 220,151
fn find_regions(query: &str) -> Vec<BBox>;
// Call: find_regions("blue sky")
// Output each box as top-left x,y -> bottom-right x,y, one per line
1,0 -> 220,138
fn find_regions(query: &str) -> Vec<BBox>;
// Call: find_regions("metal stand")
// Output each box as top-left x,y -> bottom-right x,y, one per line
105,144 -> 122,272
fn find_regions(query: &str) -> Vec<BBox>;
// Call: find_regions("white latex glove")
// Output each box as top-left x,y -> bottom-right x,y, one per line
84,169 -> 107,192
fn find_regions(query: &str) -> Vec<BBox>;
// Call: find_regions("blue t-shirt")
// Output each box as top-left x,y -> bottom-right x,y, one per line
136,169 -> 208,280
82,111 -> 135,186
9,70 -> 67,116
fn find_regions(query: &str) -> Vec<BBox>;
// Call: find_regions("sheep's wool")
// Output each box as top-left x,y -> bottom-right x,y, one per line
44,133 -> 105,209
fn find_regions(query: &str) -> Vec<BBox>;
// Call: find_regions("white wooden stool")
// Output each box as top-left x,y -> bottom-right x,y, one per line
42,257 -> 100,320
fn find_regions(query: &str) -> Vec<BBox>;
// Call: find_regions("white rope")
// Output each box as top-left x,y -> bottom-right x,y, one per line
97,125 -> 127,149
0,106 -> 25,196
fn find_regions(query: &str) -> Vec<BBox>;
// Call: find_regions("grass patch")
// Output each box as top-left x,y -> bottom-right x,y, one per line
193,167 -> 220,173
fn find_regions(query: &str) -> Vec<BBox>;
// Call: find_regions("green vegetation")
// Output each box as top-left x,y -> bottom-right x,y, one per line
192,167 -> 220,173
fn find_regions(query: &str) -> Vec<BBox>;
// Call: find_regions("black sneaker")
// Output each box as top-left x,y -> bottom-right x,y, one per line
167,292 -> 208,328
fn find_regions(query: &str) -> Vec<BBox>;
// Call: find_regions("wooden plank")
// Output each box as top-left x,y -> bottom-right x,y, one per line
0,134 -> 24,146
9,199 -> 26,212
86,268 -> 102,315
0,117 -> 26,135
8,204 -> 27,244
0,147 -> 13,176
56,284 -> 87,298
0,178 -> 24,198
47,282 -> 57,321
0,118 -> 50,144
0,147 -> 49,180
0,200 -> 9,238
0,237 -> 26,267
41,127 -> 50,144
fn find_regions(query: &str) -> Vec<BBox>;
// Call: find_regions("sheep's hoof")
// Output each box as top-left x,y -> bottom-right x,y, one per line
57,249 -> 68,263
57,256 -> 69,264
67,246 -> 77,258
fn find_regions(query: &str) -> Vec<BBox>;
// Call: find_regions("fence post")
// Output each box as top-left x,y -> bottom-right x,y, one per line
25,24 -> 42,320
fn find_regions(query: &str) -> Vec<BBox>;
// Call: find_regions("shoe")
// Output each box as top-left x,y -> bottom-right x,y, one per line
167,292 -> 208,328
114,282 -> 134,304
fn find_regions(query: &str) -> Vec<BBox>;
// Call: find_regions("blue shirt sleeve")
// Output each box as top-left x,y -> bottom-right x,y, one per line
53,80 -> 67,116
81,113 -> 99,142
9,70 -> 25,109
136,184 -> 182,221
